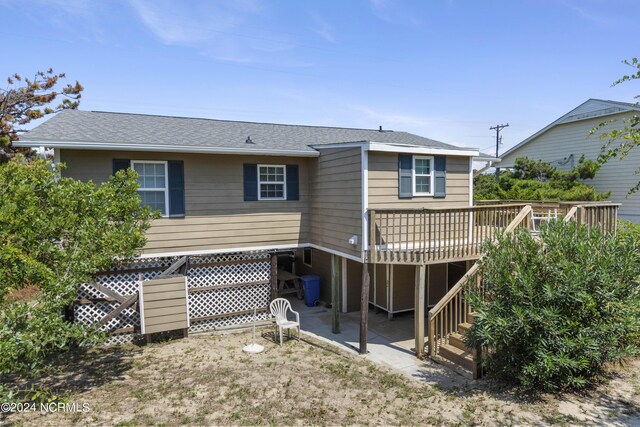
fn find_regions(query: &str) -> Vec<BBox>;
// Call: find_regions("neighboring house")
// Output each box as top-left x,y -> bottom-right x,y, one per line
497,99 -> 640,223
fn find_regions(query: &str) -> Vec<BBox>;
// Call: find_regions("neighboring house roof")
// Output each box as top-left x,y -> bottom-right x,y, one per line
498,98 -> 640,163
474,151 -> 500,162
16,109 -> 477,157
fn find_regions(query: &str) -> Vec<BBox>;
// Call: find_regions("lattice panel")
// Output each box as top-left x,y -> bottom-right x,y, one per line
190,311 -> 271,333
188,263 -> 269,288
187,252 -> 271,333
75,256 -> 177,344
74,252 -> 272,342
188,284 -> 270,318
76,257 -> 177,300
190,252 -> 270,265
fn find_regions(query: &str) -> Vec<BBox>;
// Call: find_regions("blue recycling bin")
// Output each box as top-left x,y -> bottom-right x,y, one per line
300,275 -> 320,307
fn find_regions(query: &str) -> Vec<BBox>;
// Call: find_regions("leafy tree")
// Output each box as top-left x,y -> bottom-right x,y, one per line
595,57 -> 640,195
0,69 -> 83,162
0,157 -> 157,378
465,221 -> 640,391
510,157 -> 559,181
475,156 -> 608,201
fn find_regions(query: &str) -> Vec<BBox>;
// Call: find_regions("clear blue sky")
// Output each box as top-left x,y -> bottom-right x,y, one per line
3,0 -> 639,153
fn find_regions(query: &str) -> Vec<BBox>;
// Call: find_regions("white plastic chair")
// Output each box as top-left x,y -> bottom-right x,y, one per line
269,298 -> 300,346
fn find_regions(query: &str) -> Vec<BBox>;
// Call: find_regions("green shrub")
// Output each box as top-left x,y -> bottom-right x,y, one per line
618,220 -> 640,243
0,157 -> 156,379
474,156 -> 609,201
465,220 -> 640,391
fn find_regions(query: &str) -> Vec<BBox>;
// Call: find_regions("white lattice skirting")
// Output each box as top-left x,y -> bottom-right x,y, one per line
75,252 -> 272,345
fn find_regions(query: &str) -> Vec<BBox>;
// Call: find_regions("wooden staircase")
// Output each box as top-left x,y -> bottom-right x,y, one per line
435,313 -> 479,378
426,206 -> 534,379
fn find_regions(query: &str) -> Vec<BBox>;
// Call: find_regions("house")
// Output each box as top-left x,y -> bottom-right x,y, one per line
17,110 -> 479,304
497,99 -> 640,223
16,109 -> 618,377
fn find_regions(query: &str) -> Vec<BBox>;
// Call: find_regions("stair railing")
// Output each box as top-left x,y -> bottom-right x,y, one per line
563,206 -> 578,222
427,205 -> 533,359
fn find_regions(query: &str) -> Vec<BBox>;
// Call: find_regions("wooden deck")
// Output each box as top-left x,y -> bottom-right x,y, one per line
353,201 -> 619,358
365,202 -> 619,265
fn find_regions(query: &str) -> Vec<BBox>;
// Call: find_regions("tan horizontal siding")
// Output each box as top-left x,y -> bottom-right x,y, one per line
60,150 -> 310,254
143,298 -> 186,310
141,276 -> 188,334
368,152 -> 471,209
309,147 -> 362,258
499,112 -> 640,222
145,321 -> 189,334
144,305 -> 187,318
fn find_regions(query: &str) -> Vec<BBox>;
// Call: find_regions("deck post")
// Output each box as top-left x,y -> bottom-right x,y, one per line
270,253 -> 278,300
576,206 -> 584,227
331,254 -> 340,334
414,264 -> 426,356
369,210 -> 376,263
359,263 -> 370,354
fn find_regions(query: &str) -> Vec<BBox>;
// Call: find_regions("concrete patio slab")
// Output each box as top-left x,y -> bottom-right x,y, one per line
288,298 -> 473,387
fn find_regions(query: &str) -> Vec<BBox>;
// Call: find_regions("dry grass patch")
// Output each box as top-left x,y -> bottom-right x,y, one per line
3,330 -> 640,426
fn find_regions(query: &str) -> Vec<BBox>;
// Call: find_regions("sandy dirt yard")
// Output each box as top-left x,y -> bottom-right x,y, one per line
3,330 -> 640,426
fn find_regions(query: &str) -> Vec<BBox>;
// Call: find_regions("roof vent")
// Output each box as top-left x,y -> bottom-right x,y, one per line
246,136 -> 254,144
379,126 -> 383,132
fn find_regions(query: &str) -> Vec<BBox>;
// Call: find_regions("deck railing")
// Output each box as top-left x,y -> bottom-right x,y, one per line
367,204 -> 528,264
477,200 -> 620,233
576,203 -> 619,234
367,202 -> 620,265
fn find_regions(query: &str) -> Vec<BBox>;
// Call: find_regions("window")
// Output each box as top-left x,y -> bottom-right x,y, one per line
302,247 -> 312,267
258,165 -> 286,200
132,161 -> 169,216
412,156 -> 434,196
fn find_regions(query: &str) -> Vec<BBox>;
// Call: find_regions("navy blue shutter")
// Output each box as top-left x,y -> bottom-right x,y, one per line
168,160 -> 185,217
398,154 -> 413,198
112,159 -> 130,174
286,165 -> 299,200
243,164 -> 258,201
434,156 -> 446,198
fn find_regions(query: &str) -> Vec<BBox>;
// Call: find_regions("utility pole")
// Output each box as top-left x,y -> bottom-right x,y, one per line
490,123 -> 509,179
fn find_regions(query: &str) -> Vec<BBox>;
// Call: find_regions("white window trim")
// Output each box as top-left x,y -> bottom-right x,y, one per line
257,164 -> 287,201
131,160 -> 169,217
412,155 -> 434,197
302,247 -> 313,267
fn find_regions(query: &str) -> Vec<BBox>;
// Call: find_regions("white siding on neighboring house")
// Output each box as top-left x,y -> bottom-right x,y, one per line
499,110 -> 640,223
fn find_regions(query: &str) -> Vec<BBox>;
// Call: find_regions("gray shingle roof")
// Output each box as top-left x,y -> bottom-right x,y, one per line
20,110 -> 470,153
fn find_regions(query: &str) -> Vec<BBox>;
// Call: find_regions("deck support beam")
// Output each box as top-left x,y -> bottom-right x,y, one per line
414,264 -> 426,356
359,263 -> 370,354
158,256 -> 187,279
331,254 -> 340,334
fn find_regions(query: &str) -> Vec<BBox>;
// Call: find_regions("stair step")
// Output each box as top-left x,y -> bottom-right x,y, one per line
467,312 -> 479,324
439,343 -> 476,372
457,322 -> 473,333
448,333 -> 468,351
